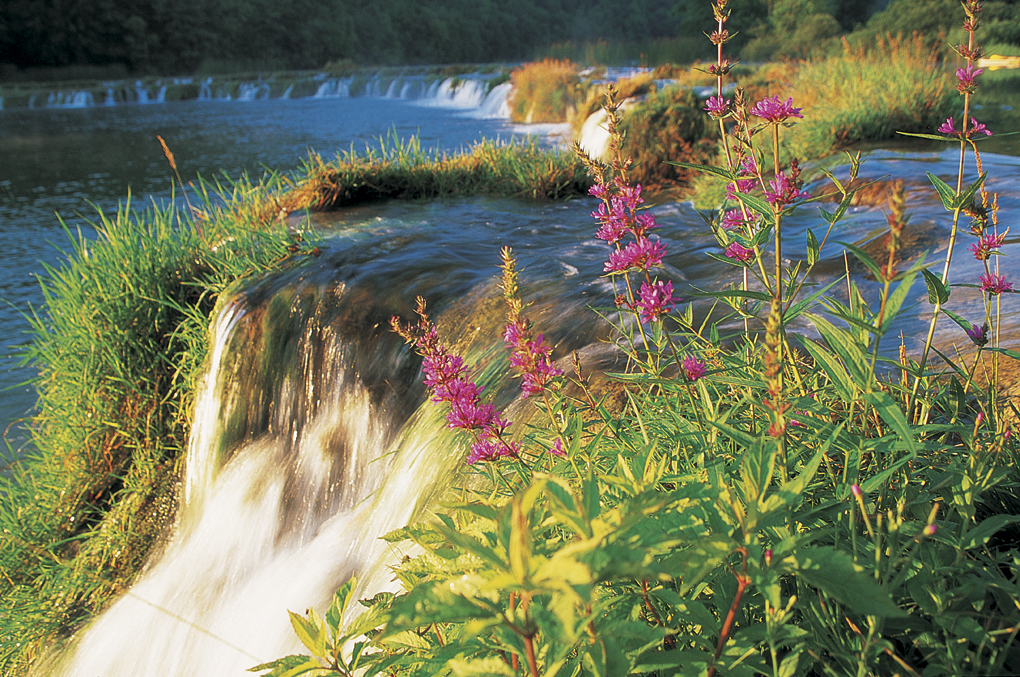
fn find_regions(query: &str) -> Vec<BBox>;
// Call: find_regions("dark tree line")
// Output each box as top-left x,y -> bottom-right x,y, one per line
0,0 -> 681,74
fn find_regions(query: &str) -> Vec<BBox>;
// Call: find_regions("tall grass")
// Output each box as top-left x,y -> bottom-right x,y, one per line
304,134 -> 591,208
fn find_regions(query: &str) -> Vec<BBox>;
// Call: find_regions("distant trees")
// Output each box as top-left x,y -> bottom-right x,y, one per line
0,0 -> 683,75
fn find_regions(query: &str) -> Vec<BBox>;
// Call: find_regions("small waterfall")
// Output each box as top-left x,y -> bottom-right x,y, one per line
473,81 -> 512,119
135,81 -> 151,104
50,259 -> 475,676
104,88 -> 116,105
383,78 -> 399,98
46,90 -> 94,108
198,78 -> 213,100
237,82 -> 271,101
313,77 -> 352,98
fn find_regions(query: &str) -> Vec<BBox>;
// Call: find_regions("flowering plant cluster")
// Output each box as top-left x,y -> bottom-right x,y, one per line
391,297 -> 519,464
263,3 -> 1019,677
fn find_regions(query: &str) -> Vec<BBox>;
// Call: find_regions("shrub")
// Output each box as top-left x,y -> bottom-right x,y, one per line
508,59 -> 582,124
618,85 -> 719,187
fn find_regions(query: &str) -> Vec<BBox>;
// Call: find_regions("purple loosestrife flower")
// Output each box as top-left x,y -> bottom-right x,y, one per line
604,236 -> 667,273
980,272 -> 1012,295
966,323 -> 989,347
724,241 -> 755,263
635,280 -> 677,323
725,155 -> 759,199
938,116 -> 993,138
764,171 -> 807,208
392,297 -> 518,465
704,95 -> 731,118
750,95 -> 803,123
969,231 -> 1006,260
956,64 -> 982,94
681,355 -> 707,382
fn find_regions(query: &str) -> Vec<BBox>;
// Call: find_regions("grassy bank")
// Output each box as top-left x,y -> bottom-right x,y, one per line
0,140 -> 589,673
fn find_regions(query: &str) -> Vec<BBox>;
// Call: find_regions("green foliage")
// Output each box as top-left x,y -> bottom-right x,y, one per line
618,85 -> 719,186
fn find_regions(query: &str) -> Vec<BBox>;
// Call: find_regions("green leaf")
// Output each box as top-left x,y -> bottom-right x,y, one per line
786,279 -> 841,324
921,267 -> 950,305
248,655 -> 328,677
326,577 -> 357,636
799,338 -> 855,401
808,313 -> 875,391
734,191 -> 775,224
806,229 -> 819,266
781,547 -> 905,617
675,534 -> 738,595
668,161 -> 735,180
962,514 -> 1020,550
289,609 -> 327,658
896,131 -> 960,142
864,391 -> 918,453
953,172 -> 986,210
927,171 -> 957,211
837,241 -> 884,281
944,309 -> 976,332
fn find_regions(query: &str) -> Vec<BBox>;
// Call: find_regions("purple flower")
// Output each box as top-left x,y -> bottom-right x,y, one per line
704,95 -> 731,118
969,231 -> 1005,260
750,95 -> 803,123
979,272 -> 1012,295
724,241 -> 755,263
393,300 -> 518,465
969,118 -> 993,136
764,171 -> 806,208
604,236 -> 667,273
939,116 -> 993,138
923,523 -> 937,537
588,183 -> 608,199
550,438 -> 565,456
635,280 -> 677,323
505,319 -> 564,398
965,323 -> 989,347
956,64 -> 983,93
681,355 -> 707,382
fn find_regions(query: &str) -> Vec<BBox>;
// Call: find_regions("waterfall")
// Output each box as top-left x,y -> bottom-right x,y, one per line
47,260 -> 476,677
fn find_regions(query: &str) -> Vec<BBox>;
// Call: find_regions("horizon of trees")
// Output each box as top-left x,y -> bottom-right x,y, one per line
2,0 -> 1018,78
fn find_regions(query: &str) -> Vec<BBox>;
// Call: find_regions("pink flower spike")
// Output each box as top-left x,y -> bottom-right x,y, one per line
749,95 -> 803,123
764,171 -> 806,208
979,272 -> 1013,295
604,236 -> 667,273
681,355 -> 707,382
635,280 -> 677,323
550,438 -> 566,457
724,242 -> 755,263
704,95 -> 731,118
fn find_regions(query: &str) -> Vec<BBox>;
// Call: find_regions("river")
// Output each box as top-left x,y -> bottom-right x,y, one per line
0,78 -> 540,449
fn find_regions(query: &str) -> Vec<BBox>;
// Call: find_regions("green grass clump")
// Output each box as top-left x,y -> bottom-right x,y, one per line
304,135 -> 592,209
0,176 -> 319,672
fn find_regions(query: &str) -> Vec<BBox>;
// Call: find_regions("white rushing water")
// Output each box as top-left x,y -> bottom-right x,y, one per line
48,284 -> 464,676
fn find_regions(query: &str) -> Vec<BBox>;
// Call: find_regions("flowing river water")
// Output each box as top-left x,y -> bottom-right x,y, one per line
1,75 -> 1018,675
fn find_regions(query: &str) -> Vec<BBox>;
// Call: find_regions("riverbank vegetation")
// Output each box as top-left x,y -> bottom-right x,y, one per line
255,2 -> 1020,676
3,1 -> 1020,674
0,139 -> 591,672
